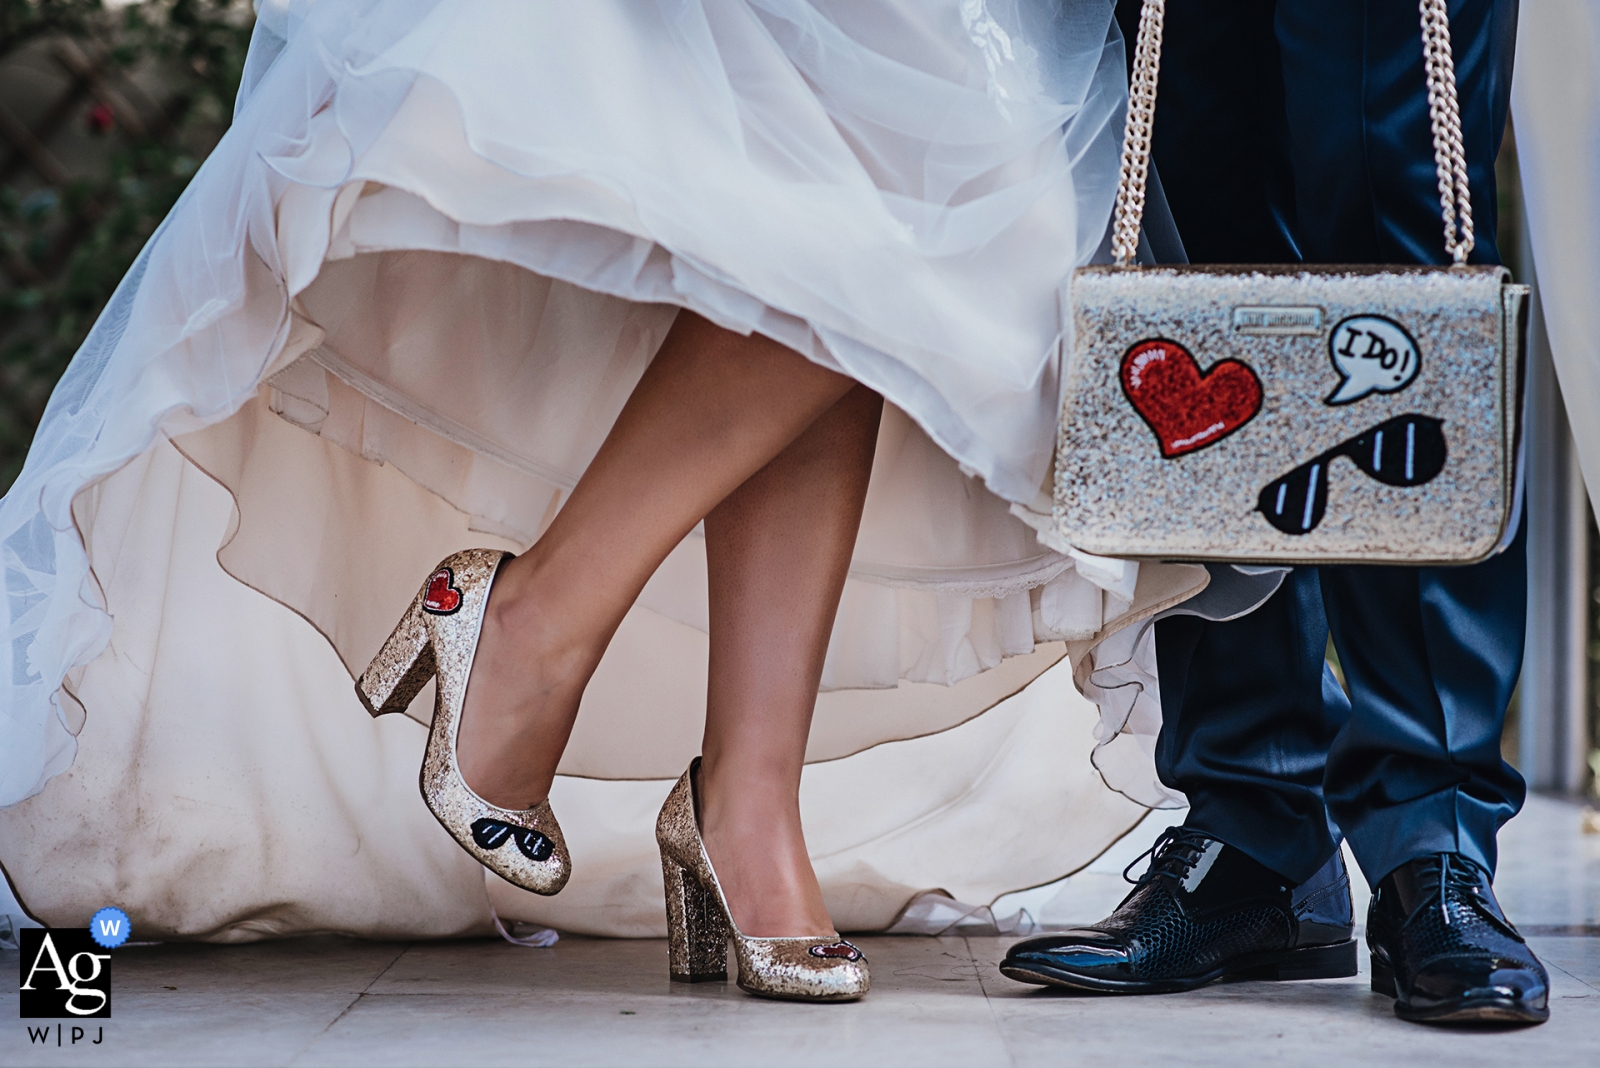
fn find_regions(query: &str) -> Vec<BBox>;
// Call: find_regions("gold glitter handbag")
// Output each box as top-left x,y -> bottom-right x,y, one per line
1054,0 -> 1527,565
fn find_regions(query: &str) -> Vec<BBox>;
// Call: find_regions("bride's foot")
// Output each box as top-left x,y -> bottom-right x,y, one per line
358,549 -> 572,895
695,758 -> 835,938
455,557 -> 594,810
656,760 -> 868,999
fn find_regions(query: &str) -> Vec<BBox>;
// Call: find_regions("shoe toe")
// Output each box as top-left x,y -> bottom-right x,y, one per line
1009,942 -> 1131,970
735,939 -> 870,1001
1001,931 -> 1138,987
1402,958 -> 1550,1023
1007,928 -> 1124,960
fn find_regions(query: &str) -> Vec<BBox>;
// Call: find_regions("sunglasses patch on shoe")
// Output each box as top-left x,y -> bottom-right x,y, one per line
470,818 -> 555,861
1258,414 -> 1447,535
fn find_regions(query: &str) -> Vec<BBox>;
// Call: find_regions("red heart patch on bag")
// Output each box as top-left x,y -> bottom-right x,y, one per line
422,567 -> 463,615
1120,339 -> 1263,458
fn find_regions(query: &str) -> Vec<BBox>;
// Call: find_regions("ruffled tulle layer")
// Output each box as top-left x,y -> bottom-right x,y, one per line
0,0 -> 1215,936
0,441 -> 1152,939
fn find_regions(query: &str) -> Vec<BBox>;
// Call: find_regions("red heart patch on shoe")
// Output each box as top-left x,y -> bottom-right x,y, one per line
422,567 -> 463,615
809,941 -> 863,961
1120,339 -> 1263,458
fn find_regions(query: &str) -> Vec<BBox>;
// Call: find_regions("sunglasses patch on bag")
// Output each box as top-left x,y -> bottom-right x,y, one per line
1257,414 -> 1447,535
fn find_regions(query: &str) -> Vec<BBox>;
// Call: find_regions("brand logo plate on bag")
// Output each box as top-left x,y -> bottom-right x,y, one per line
1232,306 -> 1323,334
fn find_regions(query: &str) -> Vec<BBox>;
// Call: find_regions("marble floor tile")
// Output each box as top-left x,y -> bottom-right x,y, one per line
1495,794 -> 1600,928
1533,934 -> 1600,990
1,795 -> 1594,1066
1,940 -> 407,1067
296,936 -> 1011,1068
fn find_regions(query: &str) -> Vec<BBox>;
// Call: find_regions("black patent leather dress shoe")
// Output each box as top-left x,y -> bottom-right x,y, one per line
999,827 -> 1357,993
1367,853 -> 1549,1026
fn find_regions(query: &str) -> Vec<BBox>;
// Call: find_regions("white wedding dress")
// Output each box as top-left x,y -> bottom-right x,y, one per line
0,0 -> 1213,941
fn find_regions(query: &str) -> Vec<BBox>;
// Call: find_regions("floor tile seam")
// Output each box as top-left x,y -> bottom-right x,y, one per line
963,935 -> 1021,1068
283,944 -> 411,1066
1541,958 -> 1600,993
363,944 -> 413,991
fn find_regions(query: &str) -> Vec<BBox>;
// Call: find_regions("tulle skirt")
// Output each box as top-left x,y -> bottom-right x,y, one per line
0,0 -> 1211,938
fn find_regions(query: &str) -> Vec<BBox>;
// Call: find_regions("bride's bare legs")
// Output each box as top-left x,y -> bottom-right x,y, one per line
457,311 -> 860,809
699,384 -> 882,936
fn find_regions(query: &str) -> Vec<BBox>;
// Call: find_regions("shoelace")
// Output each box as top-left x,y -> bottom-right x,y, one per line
1122,826 -> 1216,888
1432,853 -> 1488,927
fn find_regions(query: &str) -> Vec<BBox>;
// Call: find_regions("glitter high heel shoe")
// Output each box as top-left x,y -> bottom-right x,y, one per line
655,758 -> 869,1001
356,548 -> 571,896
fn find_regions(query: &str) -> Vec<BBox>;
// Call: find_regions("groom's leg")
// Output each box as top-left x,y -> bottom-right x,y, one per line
1318,529 -> 1527,884
1116,0 -> 1299,263
1122,0 -> 1345,886
1001,585 -> 1359,991
1274,0 -> 1546,1024
1153,571 -> 1348,885
1275,0 -> 1526,883
1152,0 -> 1528,896
999,0 -> 1362,994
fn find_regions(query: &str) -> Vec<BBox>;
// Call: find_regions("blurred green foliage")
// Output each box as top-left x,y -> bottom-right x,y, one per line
0,0 -> 253,491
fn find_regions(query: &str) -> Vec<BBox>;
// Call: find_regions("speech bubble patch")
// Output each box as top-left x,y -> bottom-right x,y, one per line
1325,315 -> 1419,405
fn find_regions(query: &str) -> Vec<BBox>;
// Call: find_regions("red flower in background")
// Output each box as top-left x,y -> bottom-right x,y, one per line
86,102 -> 114,133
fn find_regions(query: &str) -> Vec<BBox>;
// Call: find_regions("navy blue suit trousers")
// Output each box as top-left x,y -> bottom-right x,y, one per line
1119,0 -> 1528,887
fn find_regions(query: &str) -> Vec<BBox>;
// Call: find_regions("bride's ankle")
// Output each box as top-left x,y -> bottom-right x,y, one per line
483,579 -> 597,693
695,788 -> 832,936
454,571 -> 598,809
486,549 -> 640,707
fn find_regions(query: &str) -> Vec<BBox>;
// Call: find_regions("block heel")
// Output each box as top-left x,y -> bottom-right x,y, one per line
663,857 -> 730,983
356,601 -> 434,718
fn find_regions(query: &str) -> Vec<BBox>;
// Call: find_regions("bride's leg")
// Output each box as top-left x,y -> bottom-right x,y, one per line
699,384 -> 882,937
457,311 -> 859,808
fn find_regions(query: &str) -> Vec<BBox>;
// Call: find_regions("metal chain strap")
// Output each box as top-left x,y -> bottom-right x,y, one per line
1109,0 -> 1474,267
1109,0 -> 1164,265
1420,0 -> 1475,263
